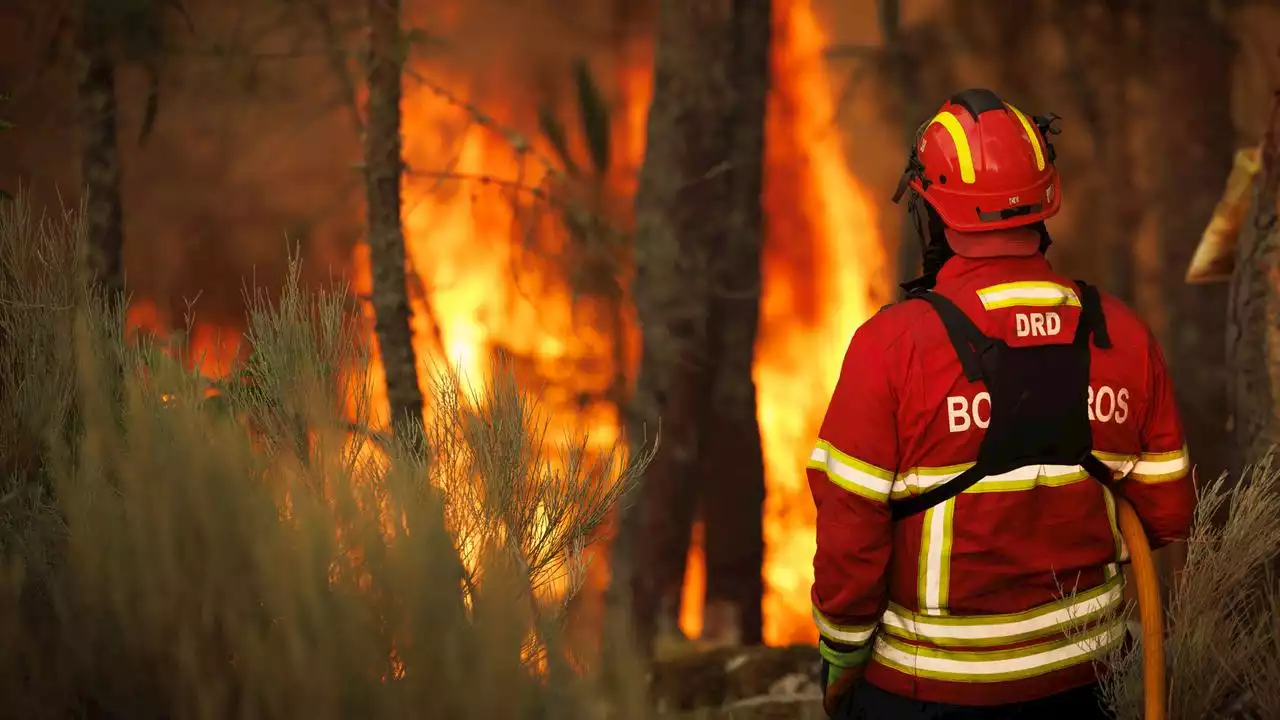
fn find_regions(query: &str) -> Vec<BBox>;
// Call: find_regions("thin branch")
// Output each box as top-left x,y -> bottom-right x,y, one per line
403,168 -> 551,200
401,65 -> 561,178
306,0 -> 364,133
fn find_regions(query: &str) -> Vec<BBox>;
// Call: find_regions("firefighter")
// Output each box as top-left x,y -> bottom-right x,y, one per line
809,88 -> 1196,719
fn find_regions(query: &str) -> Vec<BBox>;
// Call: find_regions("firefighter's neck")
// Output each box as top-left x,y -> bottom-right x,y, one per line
943,226 -> 1044,260
932,227 -> 1051,286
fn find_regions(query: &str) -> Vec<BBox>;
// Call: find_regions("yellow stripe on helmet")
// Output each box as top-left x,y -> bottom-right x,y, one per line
1005,103 -> 1046,171
929,111 -> 976,184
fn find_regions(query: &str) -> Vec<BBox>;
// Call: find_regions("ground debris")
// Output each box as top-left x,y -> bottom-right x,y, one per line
650,644 -> 822,717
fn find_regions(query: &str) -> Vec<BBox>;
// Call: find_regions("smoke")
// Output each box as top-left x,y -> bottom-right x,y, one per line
0,0 -> 659,332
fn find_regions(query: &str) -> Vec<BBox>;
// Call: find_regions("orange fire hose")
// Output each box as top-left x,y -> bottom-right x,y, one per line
1114,495 -> 1166,720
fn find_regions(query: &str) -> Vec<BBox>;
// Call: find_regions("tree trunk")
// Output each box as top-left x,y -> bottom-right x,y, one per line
364,0 -> 425,439
1147,0 -> 1234,483
1054,0 -> 1139,302
700,0 -> 771,649
76,0 -> 125,299
879,0 -> 924,288
620,0 -> 743,655
1227,95 -> 1280,474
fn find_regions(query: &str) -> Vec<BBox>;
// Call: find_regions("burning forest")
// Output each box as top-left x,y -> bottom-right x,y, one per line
4,0 -> 1280,717
102,0 -> 887,649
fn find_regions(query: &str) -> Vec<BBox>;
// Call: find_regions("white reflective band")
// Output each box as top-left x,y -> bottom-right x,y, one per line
1095,452 -> 1138,477
813,606 -> 877,645
1133,457 -> 1187,475
809,442 -> 894,503
881,577 -> 1124,647
918,498 -> 956,613
1131,448 -> 1189,481
976,281 -> 1082,311
893,463 -> 1090,498
873,618 -> 1126,681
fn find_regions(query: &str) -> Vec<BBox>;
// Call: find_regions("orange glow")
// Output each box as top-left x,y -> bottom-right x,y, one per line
359,0 -> 883,646
127,0 -> 883,648
752,0 -> 885,645
679,520 -> 706,640
126,300 -> 242,378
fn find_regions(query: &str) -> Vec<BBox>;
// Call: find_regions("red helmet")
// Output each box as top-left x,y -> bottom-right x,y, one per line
893,89 -> 1062,232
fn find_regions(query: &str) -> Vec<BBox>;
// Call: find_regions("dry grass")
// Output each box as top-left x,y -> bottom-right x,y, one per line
0,195 -> 653,720
1098,459 -> 1280,720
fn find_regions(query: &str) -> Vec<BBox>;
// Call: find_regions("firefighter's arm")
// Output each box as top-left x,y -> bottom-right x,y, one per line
1119,332 -> 1195,549
808,320 -> 898,680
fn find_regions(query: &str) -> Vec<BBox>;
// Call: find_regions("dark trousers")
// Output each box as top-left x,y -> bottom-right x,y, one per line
833,680 -> 1114,720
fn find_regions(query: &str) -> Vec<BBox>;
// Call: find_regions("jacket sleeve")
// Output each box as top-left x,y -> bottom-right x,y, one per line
1119,330 -> 1195,549
808,318 -> 898,670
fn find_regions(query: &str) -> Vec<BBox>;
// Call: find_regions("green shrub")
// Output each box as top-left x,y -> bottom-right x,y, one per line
0,194 -> 652,719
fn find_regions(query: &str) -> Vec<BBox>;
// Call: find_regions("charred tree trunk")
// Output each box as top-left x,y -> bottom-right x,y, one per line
1147,0 -> 1234,483
76,0 -> 125,299
1055,0 -> 1139,302
699,0 -> 771,649
622,0 -> 768,655
364,0 -> 425,439
1228,95 -> 1280,474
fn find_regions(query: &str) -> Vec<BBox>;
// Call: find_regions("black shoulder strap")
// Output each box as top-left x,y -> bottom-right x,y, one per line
1081,454 -> 1114,484
916,291 -> 995,382
1074,280 -> 1111,349
890,463 -> 988,521
1075,279 -> 1113,483
892,291 -> 995,519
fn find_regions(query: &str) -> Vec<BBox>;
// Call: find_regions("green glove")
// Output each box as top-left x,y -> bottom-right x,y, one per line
819,639 -> 871,717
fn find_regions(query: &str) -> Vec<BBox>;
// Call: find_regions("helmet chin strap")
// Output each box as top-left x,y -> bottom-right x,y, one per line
898,191 -> 953,296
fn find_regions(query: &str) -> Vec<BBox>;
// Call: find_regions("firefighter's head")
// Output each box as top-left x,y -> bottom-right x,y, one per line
893,88 -> 1062,261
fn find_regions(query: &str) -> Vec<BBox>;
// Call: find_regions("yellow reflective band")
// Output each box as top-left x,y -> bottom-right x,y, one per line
891,463 -> 1093,501
1100,485 -> 1130,562
881,574 -> 1124,648
918,498 -> 956,614
809,441 -> 895,503
1094,450 -> 1139,478
820,639 -> 873,669
1130,446 -> 1190,483
976,281 -> 1082,310
929,111 -> 976,184
1005,103 -> 1046,171
872,616 -> 1126,683
813,606 -> 877,645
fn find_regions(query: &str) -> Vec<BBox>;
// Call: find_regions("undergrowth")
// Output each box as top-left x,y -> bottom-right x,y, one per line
0,195 -> 652,719
1098,458 -> 1280,720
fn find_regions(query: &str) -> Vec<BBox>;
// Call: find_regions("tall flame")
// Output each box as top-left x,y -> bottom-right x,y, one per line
677,0 -> 885,645
357,0 -> 884,646
755,0 -> 884,646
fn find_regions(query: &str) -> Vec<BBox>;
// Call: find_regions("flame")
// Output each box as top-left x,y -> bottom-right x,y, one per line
751,0 -> 885,645
126,300 -> 243,378
355,0 -> 882,646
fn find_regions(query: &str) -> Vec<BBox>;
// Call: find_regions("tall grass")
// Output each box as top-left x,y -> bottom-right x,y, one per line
1099,459 -> 1280,720
0,195 -> 652,719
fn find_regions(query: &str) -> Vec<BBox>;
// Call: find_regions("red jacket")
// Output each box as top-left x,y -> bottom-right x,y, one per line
808,254 -> 1195,706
